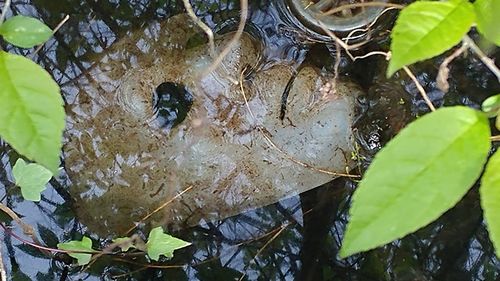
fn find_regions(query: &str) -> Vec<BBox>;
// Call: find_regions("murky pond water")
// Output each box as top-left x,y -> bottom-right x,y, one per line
1,0 -> 499,280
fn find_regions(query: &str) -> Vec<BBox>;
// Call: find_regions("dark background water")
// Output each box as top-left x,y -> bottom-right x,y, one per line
0,0 -> 499,280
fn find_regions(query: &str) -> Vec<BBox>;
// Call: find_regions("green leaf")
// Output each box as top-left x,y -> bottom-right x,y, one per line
340,106 -> 490,258
474,0 -> 500,46
0,51 -> 65,174
146,227 -> 191,261
113,237 -> 136,252
481,150 -> 500,257
12,159 -> 52,201
482,94 -> 500,117
57,237 -> 95,266
387,0 -> 475,77
0,16 -> 52,48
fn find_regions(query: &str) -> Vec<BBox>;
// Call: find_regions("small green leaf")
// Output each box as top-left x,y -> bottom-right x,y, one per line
481,94 -> 500,117
12,159 -> 52,202
0,51 -> 65,174
57,237 -> 95,266
340,106 -> 491,258
113,237 -> 136,252
387,0 -> 475,77
146,227 -> 191,261
481,150 -> 500,258
0,16 -> 52,48
474,0 -> 500,46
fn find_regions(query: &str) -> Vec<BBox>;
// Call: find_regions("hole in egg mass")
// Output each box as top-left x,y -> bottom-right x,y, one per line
152,82 -> 194,129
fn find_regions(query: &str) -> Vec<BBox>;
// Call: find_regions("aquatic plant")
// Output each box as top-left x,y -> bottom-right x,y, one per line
0,13 -> 63,174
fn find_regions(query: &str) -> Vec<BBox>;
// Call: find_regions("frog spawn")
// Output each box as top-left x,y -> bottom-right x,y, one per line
63,14 -> 360,235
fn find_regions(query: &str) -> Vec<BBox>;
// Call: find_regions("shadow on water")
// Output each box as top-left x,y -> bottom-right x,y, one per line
0,0 -> 499,280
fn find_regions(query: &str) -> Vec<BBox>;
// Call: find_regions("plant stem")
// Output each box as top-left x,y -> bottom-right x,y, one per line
200,0 -> 248,79
322,2 -> 404,16
31,15 -> 70,57
403,66 -> 436,112
463,35 -> 500,83
182,0 -> 215,57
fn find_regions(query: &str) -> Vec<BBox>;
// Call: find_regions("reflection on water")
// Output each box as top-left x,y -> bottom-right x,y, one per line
0,0 -> 499,280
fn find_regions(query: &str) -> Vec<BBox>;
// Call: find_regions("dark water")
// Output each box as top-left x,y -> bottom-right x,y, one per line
0,0 -> 499,280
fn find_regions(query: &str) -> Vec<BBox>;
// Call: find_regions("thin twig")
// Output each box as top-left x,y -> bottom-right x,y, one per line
238,70 -> 359,178
436,43 -> 468,93
317,21 -> 366,61
403,66 -> 436,111
123,185 -> 194,235
0,0 -> 11,24
182,0 -> 215,57
352,50 -> 388,61
0,223 -> 96,255
322,2 -> 404,16
463,35 -> 500,83
0,203 -> 40,244
32,15 -> 70,57
342,7 -> 398,44
491,136 -> 500,142
200,0 -> 248,79
84,234 -> 143,271
330,41 -> 341,94
238,223 -> 290,281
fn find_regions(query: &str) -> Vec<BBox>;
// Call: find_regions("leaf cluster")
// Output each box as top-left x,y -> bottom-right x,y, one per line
0,14 -> 65,200
57,227 -> 191,265
341,0 -> 500,259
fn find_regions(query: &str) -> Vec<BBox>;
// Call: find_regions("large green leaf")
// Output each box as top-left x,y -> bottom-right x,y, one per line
12,158 -> 52,202
57,237 -> 95,265
0,16 -> 52,48
480,150 -> 500,257
387,0 -> 475,77
474,0 -> 500,46
146,227 -> 191,261
0,51 -> 65,173
340,106 -> 490,258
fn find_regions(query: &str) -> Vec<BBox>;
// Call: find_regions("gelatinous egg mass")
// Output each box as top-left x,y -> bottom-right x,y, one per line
63,14 -> 361,235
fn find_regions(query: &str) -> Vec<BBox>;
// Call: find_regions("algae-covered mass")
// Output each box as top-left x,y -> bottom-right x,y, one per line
63,14 -> 360,235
